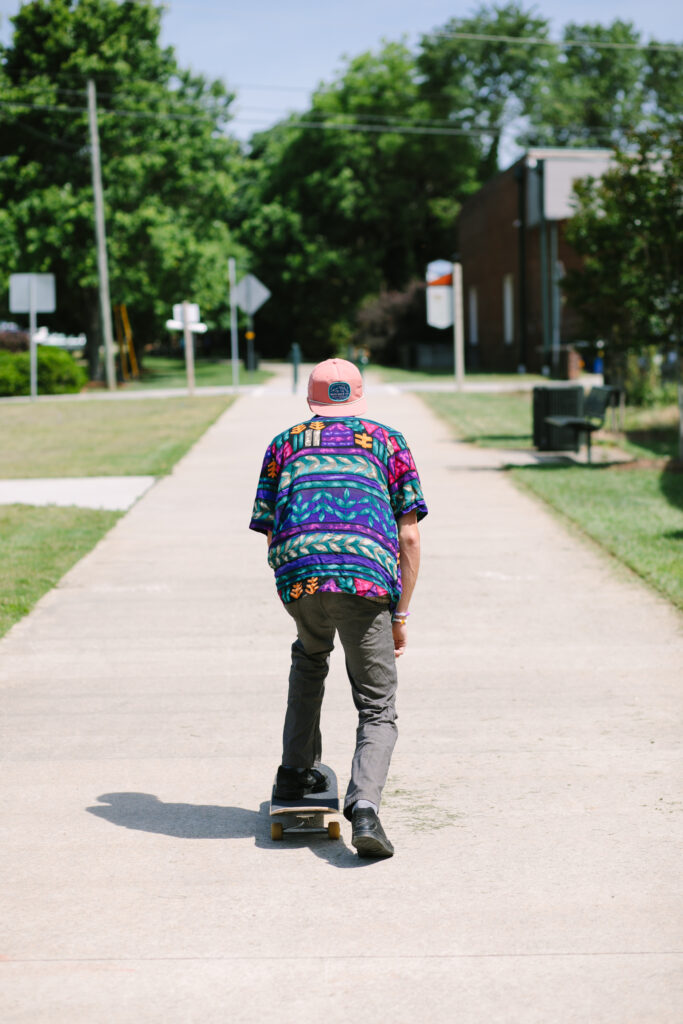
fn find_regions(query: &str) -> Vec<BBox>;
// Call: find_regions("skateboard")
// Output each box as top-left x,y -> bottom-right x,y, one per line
269,763 -> 342,841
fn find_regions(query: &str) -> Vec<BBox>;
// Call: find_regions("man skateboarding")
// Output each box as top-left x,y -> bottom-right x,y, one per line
249,358 -> 427,858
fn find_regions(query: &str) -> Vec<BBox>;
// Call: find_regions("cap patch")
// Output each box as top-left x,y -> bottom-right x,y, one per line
328,381 -> 351,402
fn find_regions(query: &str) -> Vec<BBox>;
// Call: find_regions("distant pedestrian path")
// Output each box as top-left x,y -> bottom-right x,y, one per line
0,475 -> 154,510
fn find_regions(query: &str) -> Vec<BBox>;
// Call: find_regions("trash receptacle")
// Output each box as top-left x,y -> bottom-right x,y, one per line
533,386 -> 583,451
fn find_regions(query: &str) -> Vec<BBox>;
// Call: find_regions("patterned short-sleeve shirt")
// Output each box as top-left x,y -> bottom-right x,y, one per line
249,415 -> 427,608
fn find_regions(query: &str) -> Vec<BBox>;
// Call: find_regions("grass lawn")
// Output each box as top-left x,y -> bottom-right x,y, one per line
423,390 -> 536,449
0,505 -> 122,637
0,394 -> 235,637
374,364 -> 545,386
0,395 -> 234,477
420,389 -> 683,612
510,465 -> 683,611
127,355 -> 272,391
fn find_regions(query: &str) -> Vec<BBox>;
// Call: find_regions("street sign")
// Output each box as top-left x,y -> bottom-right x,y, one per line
165,319 -> 207,333
9,273 -> 57,401
166,301 -> 207,396
233,274 -> 270,316
9,273 -> 55,314
426,260 -> 453,330
426,260 -> 452,282
173,302 -> 200,324
425,259 -> 465,391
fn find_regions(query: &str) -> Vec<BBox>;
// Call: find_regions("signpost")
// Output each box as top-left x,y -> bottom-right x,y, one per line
230,267 -> 271,384
426,259 -> 465,391
9,273 -> 56,400
165,302 -> 207,395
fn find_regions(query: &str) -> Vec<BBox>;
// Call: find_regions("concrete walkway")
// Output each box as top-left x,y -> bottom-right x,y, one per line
1,368 -> 681,1023
0,476 -> 156,511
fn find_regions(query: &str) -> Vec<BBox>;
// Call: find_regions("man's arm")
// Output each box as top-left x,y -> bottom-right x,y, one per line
393,510 -> 420,658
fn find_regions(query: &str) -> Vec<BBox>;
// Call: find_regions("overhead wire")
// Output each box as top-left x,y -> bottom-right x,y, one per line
0,96 -> 649,143
426,30 -> 683,52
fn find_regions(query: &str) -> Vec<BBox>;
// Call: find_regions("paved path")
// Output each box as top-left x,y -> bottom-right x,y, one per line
0,476 -> 156,510
1,367 -> 681,1023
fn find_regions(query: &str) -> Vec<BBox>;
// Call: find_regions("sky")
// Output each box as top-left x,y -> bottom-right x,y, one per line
1,0 -> 682,153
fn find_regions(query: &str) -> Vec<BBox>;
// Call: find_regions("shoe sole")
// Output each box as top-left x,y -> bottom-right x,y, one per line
352,833 -> 394,859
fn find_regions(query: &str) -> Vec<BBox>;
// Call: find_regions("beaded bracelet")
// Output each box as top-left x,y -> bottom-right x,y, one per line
392,611 -> 410,623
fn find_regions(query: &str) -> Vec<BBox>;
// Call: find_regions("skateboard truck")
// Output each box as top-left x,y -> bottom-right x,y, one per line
269,763 -> 342,841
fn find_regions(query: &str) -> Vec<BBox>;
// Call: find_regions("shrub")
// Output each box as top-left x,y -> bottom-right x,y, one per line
0,348 -> 87,396
0,328 -> 29,353
0,351 -> 24,396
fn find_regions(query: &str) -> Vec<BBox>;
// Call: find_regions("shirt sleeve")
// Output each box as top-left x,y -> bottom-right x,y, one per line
387,433 -> 428,522
248,441 -> 279,535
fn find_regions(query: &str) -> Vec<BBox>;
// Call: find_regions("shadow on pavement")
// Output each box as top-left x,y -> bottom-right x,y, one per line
86,793 -> 375,869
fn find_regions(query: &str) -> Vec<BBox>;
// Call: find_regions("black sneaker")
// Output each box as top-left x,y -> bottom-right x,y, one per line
274,766 -> 329,800
351,807 -> 394,858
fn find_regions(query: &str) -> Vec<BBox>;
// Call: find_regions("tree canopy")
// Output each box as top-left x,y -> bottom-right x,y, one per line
564,128 -> 682,360
1,1 -> 681,369
0,0 -> 245,370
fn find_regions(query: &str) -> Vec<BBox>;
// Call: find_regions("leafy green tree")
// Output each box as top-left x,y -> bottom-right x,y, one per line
417,1 -> 551,178
238,40 -> 482,357
522,20 -> 683,148
0,0 -> 246,374
563,129 -> 683,453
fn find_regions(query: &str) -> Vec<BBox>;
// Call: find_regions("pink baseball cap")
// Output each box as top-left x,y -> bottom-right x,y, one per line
307,358 -> 366,416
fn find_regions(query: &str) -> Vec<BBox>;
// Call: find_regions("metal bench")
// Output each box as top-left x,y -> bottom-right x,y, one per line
545,386 -> 619,463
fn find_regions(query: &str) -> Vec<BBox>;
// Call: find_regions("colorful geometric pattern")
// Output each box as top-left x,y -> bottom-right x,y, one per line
249,415 -> 428,608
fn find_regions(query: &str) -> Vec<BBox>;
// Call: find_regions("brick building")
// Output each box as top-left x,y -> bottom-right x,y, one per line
456,149 -> 612,374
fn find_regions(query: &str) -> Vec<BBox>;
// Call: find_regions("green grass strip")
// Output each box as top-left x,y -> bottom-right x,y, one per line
128,356 -> 272,390
374,364 -> 545,386
419,389 -> 683,612
0,395 -> 234,477
0,505 -> 122,638
423,390 -> 536,449
0,393 -> 237,637
510,465 -> 683,611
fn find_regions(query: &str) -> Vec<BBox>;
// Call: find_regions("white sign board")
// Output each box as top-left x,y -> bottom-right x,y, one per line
166,319 -> 207,333
173,303 -> 200,324
426,260 -> 453,329
9,273 -> 56,314
426,260 -> 452,282
233,274 -> 270,315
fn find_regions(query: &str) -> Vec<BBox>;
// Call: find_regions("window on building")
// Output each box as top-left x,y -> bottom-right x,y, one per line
503,274 -> 514,344
468,286 -> 478,345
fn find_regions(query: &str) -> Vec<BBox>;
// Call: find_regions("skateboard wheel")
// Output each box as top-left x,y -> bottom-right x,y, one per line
271,822 -> 284,841
327,821 -> 341,840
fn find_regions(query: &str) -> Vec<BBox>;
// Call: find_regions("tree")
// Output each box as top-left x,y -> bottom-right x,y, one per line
0,0 -> 246,375
563,129 -> 683,455
238,40 -> 483,358
522,20 -> 683,149
417,1 -> 551,178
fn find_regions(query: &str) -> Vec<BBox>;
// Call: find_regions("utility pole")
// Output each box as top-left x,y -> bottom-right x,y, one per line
182,301 -> 196,395
87,79 -> 116,390
452,261 -> 465,392
228,257 -> 239,389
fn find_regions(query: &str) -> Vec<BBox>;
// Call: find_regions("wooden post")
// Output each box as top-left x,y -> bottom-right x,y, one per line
452,262 -> 465,392
87,79 -> 116,390
182,301 -> 195,395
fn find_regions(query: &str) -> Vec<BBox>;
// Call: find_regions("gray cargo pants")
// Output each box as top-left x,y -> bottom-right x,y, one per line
283,592 -> 398,819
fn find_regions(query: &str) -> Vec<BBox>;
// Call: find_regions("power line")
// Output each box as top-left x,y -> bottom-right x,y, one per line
0,99 -> 220,123
431,30 -> 683,53
0,98 -> 669,142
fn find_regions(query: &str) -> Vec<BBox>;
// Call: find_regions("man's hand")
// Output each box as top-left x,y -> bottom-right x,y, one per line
392,620 -> 408,658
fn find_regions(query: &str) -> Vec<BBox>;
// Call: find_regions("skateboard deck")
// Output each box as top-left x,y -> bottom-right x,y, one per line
269,764 -> 342,841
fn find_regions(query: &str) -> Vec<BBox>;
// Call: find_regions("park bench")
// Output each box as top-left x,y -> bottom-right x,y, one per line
545,385 -> 620,463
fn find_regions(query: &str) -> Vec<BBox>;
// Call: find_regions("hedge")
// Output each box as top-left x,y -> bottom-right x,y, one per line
0,348 -> 87,396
